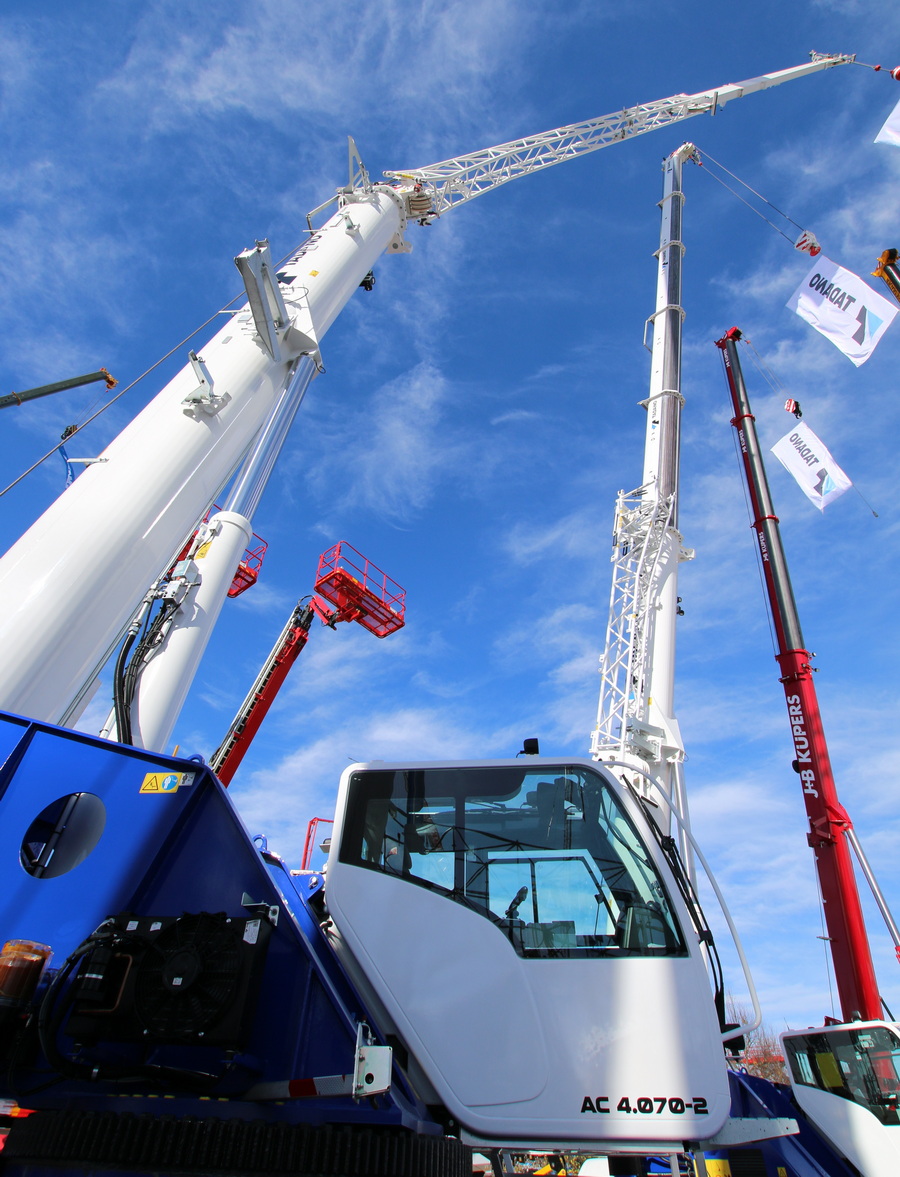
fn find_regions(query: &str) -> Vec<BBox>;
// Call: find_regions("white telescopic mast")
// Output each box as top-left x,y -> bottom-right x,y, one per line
591,145 -> 695,870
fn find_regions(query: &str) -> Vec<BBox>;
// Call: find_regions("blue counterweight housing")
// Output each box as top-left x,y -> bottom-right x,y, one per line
0,710 -> 465,1177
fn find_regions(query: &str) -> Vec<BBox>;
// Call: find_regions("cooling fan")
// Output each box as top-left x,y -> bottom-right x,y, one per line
133,913 -> 243,1039
64,911 -> 272,1049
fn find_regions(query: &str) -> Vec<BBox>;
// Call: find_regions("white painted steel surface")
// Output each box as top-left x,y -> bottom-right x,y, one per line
0,190 -> 403,727
592,147 -> 694,874
790,1083 -> 900,1174
130,510 -> 252,752
325,758 -> 730,1148
124,356 -> 320,752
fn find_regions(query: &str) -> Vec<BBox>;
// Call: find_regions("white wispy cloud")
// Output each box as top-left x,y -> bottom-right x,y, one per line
100,0 -> 530,148
305,360 -> 463,521
490,409 -> 543,425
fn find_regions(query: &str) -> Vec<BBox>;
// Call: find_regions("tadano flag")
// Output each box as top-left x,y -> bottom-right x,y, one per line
875,96 -> 900,147
771,421 -> 852,511
786,256 -> 896,366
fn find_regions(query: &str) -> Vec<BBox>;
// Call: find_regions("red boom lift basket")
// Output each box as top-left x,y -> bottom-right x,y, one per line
313,542 -> 406,638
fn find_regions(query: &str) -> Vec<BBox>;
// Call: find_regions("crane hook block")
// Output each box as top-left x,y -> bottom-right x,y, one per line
872,249 -> 900,306
794,229 -> 821,257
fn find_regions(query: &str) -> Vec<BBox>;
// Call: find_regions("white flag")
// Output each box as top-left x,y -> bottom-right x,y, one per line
771,421 -> 852,511
875,97 -> 900,146
786,256 -> 896,366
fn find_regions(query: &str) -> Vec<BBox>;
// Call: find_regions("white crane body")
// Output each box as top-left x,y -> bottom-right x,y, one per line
0,190 -> 404,740
0,50 -> 873,1177
591,145 -> 695,878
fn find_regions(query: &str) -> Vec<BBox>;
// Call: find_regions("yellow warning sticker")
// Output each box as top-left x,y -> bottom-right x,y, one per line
140,772 -> 184,794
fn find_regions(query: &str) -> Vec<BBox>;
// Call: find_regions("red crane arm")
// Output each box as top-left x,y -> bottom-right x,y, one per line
716,328 -> 881,1022
210,604 -> 314,786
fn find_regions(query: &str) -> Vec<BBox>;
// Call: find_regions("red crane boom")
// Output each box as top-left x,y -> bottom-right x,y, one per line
716,327 -> 881,1022
210,542 -> 405,785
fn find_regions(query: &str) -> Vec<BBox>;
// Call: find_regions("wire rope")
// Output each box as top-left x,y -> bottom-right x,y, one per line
0,234 -> 307,501
691,148 -> 810,248
0,301 -> 240,500
813,861 -> 837,1021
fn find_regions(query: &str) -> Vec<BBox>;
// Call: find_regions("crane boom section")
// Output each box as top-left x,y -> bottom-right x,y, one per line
717,329 -> 881,1022
211,603 -> 314,785
385,54 -> 853,215
592,146 -> 694,873
0,192 -> 404,729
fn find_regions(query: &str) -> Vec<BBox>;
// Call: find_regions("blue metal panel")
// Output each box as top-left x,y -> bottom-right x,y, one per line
726,1071 -> 858,1175
0,710 -> 437,1139
0,713 -> 207,955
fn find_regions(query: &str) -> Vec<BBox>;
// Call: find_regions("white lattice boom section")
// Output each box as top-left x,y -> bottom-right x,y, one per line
591,488 -> 676,768
384,54 -> 853,216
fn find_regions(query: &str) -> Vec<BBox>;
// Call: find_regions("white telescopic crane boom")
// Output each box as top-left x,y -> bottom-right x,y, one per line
385,53 -> 853,216
0,54 -> 855,754
591,143 -> 695,874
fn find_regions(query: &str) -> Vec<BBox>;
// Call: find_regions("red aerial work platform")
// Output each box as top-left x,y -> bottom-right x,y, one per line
311,542 -> 406,637
211,542 -> 405,785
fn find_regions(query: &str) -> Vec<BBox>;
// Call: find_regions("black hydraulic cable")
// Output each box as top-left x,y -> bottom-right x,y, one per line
629,784 -> 726,1014
116,598 -> 178,745
36,924 -> 227,1091
112,627 -> 139,745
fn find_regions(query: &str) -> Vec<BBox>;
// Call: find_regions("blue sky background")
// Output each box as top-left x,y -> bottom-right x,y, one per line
2,0 -> 900,1033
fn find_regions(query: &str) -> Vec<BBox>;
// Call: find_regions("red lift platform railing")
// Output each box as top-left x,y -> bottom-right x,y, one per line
311,542 -> 406,637
210,542 -> 406,785
301,817 -> 334,871
228,533 -> 268,598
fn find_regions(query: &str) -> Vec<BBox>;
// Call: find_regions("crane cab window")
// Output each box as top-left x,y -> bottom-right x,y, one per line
339,764 -> 686,959
784,1026 -> 900,1125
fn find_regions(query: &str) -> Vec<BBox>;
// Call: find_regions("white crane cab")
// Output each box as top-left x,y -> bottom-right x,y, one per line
782,1021 -> 900,1173
324,757 -> 730,1149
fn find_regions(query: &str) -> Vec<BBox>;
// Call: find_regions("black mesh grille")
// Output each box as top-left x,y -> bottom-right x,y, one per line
727,1148 -> 768,1177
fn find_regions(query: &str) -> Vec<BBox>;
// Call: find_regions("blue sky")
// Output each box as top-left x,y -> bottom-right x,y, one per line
2,0 -> 900,1033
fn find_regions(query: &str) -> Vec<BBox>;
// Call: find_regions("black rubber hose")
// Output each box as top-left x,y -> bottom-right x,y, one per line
112,628 -> 138,744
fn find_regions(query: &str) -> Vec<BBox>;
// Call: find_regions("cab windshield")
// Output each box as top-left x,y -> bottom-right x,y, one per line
784,1025 -> 900,1125
339,763 -> 685,958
